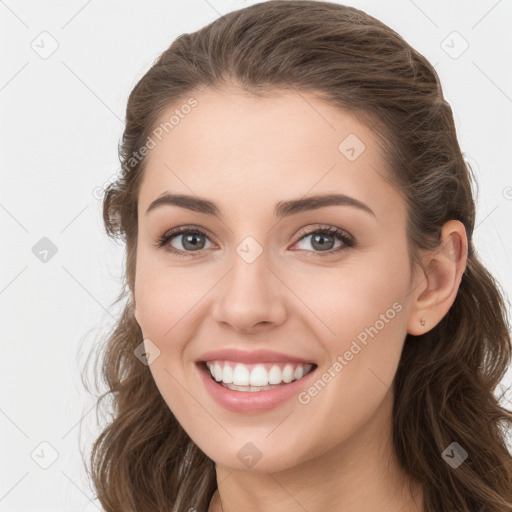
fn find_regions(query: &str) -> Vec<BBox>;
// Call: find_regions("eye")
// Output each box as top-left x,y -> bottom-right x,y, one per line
154,224 -> 355,257
291,225 -> 355,256
154,226 -> 214,257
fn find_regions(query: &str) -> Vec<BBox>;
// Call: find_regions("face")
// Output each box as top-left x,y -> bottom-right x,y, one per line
134,87 -> 418,473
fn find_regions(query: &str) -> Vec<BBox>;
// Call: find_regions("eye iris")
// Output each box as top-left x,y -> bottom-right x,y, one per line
311,233 -> 334,251
182,232 -> 205,250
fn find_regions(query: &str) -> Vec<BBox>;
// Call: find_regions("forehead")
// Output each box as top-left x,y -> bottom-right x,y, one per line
137,88 -> 403,222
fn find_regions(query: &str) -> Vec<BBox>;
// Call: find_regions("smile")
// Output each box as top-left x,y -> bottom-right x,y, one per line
197,360 -> 318,413
205,360 -> 316,391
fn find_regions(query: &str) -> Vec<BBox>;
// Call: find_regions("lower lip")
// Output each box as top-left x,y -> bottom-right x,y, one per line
196,362 -> 317,414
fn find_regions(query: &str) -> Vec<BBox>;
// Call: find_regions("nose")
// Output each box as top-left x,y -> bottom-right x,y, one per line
211,250 -> 287,335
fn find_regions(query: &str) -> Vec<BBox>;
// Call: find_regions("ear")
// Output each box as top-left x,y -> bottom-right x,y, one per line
407,220 -> 468,335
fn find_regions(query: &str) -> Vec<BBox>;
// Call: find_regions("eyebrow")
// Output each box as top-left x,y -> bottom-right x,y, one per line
145,192 -> 376,218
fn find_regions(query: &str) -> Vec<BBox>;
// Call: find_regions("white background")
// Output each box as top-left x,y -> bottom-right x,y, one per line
1,0 -> 511,510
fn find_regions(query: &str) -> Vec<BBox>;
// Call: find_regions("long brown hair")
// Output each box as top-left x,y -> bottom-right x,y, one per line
83,1 -> 512,510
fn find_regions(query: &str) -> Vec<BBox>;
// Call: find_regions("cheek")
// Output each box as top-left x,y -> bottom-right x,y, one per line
334,274 -> 406,349
133,255 -> 214,402
291,258 -> 409,351
291,253 -> 411,410
134,251 -> 203,337
291,267 -> 409,452
134,261 -> 197,416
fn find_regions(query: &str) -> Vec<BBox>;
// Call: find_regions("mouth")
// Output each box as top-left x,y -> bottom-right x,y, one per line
199,360 -> 318,392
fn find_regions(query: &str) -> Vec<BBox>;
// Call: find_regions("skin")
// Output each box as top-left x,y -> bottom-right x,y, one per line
133,86 -> 468,512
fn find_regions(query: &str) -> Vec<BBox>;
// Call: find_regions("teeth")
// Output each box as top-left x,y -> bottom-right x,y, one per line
222,364 -> 233,384
232,364 -> 250,385
222,382 -> 283,392
206,361 -> 314,387
214,362 -> 223,382
268,365 -> 282,385
249,365 -> 269,386
282,364 -> 294,383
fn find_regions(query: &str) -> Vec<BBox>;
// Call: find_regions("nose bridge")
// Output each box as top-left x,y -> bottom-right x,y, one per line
226,235 -> 273,302
211,233 -> 287,331
233,237 -> 268,289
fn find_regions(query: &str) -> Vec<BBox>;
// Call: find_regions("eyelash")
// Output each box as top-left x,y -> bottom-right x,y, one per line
154,224 -> 355,258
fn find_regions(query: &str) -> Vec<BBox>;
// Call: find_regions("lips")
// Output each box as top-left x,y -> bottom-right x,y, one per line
196,358 -> 318,413
197,348 -> 316,365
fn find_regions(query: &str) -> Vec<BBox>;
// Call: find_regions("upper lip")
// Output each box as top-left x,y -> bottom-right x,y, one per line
197,348 -> 316,365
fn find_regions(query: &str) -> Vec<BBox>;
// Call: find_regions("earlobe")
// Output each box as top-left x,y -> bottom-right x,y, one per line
407,220 -> 468,336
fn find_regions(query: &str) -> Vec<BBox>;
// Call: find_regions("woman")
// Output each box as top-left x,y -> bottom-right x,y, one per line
86,1 -> 512,510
